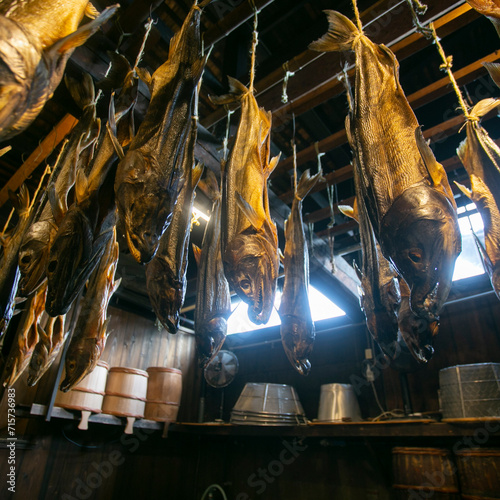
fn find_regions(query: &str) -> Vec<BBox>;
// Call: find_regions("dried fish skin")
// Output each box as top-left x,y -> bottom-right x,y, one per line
0,5 -> 118,142
457,99 -> 500,299
310,11 -> 461,322
18,73 -> 99,297
193,170 -> 231,368
146,116 -> 203,333
2,281 -> 46,387
0,185 -> 33,338
279,170 -> 322,376
27,314 -> 66,386
60,228 -> 119,392
212,77 -> 280,325
115,2 -> 208,264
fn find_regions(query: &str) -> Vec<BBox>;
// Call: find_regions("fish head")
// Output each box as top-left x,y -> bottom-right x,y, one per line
280,316 -> 315,375
18,221 -> 54,296
115,151 -> 172,263
381,186 -> 461,322
60,340 -> 98,392
146,258 -> 185,333
27,342 -> 49,386
196,316 -> 228,368
45,208 -> 93,316
225,234 -> 278,325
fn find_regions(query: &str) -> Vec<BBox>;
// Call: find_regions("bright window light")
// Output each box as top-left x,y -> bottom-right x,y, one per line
453,204 -> 486,281
227,286 -> 345,335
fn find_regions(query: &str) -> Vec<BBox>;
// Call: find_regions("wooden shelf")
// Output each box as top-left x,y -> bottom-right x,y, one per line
167,419 -> 500,438
28,404 -> 163,431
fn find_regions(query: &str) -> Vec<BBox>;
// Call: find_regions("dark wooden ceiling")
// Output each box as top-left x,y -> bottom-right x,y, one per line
1,0 -> 499,323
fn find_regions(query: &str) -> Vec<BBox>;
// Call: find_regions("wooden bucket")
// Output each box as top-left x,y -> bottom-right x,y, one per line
392,447 -> 460,499
144,367 -> 182,422
55,361 -> 109,430
455,448 -> 500,499
102,367 -> 149,433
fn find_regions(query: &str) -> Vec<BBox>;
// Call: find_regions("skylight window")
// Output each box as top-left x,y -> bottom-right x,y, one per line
226,286 -> 345,335
452,203 -> 486,281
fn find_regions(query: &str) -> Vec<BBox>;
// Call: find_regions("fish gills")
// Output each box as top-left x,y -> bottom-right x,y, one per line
193,169 -> 231,368
310,11 -> 461,323
279,169 -> 322,375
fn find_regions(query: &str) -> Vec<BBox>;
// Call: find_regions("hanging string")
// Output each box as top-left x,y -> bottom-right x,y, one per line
429,23 -> 472,120
314,141 -> 325,175
351,0 -> 363,33
281,61 -> 295,104
1,208 -> 14,238
249,0 -> 259,94
405,0 -> 432,38
326,182 -> 338,274
134,17 -> 154,71
307,222 -> 315,258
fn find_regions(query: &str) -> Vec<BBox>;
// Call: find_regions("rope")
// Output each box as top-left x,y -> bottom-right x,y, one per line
292,113 -> 297,194
352,0 -> 363,33
248,0 -> 259,94
281,61 -> 295,104
429,22 -> 473,120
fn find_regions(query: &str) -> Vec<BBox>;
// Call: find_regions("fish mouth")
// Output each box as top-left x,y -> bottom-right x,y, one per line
126,230 -> 146,263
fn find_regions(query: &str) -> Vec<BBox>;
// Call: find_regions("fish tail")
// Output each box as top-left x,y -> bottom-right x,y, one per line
65,72 -> 95,110
295,169 -> 323,201
97,52 -> 132,92
469,97 -> 500,120
309,10 -> 360,53
210,76 -> 248,106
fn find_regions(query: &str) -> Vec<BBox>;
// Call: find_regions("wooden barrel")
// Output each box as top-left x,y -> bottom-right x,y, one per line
144,367 -> 182,422
55,361 -> 109,414
455,448 -> 500,499
102,367 -> 149,419
392,447 -> 461,499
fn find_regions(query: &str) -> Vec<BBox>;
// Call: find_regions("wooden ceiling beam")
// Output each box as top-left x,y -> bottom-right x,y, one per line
202,0 -> 473,129
0,114 -> 78,208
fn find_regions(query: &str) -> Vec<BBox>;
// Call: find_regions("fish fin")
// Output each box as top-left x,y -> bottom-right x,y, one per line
266,153 -> 281,178
192,163 -> 204,189
85,2 -> 100,19
65,72 -> 95,110
487,16 -> 500,38
200,169 -> 221,203
353,261 -> 363,282
48,183 -> 65,224
112,277 -> 122,295
9,184 -> 30,217
309,10 -> 359,53
192,54 -> 208,86
338,204 -> 357,221
49,5 -> 118,56
484,61 -> 500,90
36,322 -> 49,343
469,98 -> 500,120
136,67 -> 153,91
296,169 -> 322,200
278,247 -> 285,267
210,76 -> 248,106
414,127 -> 449,190
192,244 -> 202,265
106,120 -> 125,160
235,192 -> 263,230
454,181 -> 473,200
75,168 -> 90,204
97,52 -> 132,91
